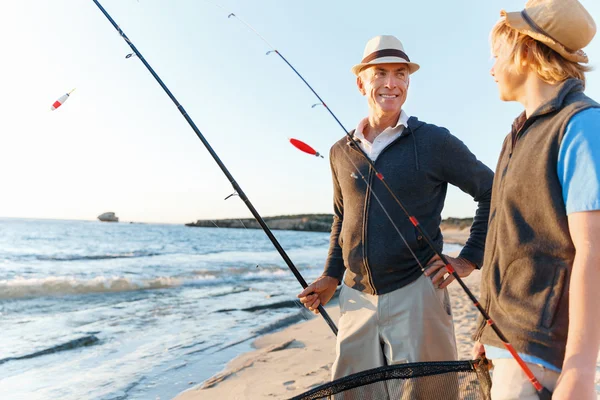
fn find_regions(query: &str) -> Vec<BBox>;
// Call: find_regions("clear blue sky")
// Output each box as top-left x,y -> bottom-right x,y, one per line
1,0 -> 599,224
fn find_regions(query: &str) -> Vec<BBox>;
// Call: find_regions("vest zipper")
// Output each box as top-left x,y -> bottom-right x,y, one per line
475,119 -> 537,340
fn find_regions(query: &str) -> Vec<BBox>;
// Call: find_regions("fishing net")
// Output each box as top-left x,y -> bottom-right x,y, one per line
289,358 -> 491,400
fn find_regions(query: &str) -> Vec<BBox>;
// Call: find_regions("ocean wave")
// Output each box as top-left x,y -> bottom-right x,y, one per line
35,250 -> 163,262
0,276 -> 187,299
211,312 -> 306,353
0,266 -> 305,300
215,299 -> 301,313
208,287 -> 250,298
0,335 -> 100,365
252,312 -> 306,336
215,267 -> 292,279
190,266 -> 294,283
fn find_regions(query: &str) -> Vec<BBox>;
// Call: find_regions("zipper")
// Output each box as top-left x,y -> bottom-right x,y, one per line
474,143 -> 513,339
347,140 -> 377,294
347,131 -> 410,295
362,166 -> 377,295
475,118 -> 538,339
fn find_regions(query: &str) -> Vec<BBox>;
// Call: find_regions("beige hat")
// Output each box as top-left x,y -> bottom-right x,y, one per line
351,35 -> 420,76
502,0 -> 596,63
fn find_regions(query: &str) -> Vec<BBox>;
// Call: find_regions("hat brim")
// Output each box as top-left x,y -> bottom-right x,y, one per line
501,10 -> 589,63
351,57 -> 420,76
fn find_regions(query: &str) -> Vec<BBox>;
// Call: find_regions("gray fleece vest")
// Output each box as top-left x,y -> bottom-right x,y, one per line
474,79 -> 600,369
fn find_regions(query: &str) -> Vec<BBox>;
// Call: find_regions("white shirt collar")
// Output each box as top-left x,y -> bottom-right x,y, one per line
354,110 -> 410,143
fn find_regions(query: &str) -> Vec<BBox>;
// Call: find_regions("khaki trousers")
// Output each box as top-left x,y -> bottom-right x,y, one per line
490,358 -> 560,400
332,274 -> 458,380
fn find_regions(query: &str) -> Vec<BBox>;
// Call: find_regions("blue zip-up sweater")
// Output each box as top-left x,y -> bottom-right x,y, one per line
323,116 -> 494,295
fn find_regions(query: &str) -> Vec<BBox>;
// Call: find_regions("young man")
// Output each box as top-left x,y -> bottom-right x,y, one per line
298,35 -> 494,381
473,1 -> 600,399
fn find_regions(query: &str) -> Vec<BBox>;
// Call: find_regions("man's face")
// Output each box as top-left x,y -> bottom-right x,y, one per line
490,42 -> 525,102
357,63 -> 409,116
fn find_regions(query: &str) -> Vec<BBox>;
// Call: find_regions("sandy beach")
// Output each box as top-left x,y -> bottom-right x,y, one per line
177,275 -> 482,400
176,230 -> 483,400
174,227 -> 600,399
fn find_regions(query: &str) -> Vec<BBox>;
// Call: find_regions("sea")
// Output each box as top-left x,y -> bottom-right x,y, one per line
0,217 -> 461,400
0,217 -> 335,400
7,218 -> 596,400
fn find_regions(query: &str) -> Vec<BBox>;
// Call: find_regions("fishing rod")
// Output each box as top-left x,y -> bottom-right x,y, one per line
90,0 -> 338,337
224,10 -> 551,398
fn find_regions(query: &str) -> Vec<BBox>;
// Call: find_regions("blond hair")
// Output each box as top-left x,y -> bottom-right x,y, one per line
490,20 -> 591,85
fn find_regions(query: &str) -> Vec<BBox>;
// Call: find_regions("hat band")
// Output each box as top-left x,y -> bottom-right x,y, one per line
520,10 -> 571,52
361,49 -> 410,64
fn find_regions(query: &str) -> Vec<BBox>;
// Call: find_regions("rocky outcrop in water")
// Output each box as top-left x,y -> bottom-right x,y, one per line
98,212 -> 119,222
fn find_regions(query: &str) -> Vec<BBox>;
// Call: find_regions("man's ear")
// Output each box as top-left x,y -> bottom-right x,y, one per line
356,75 -> 366,95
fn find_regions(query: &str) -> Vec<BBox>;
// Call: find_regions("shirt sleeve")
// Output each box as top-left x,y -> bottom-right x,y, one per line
557,108 -> 600,214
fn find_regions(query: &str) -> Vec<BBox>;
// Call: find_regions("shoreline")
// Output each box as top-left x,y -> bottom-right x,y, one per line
175,240 -> 476,400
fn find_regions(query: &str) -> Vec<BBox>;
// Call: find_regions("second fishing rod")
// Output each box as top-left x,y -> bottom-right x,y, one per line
224,10 -> 551,398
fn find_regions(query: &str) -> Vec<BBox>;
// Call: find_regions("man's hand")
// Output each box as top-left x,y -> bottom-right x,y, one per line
297,275 -> 339,315
472,341 -> 486,359
424,254 -> 476,289
471,342 -> 493,369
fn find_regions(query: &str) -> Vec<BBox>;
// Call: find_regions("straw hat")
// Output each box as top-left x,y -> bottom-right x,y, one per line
501,0 -> 596,63
351,35 -> 420,76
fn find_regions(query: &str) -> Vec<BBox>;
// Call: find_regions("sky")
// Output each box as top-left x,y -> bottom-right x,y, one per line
1,0 -> 599,224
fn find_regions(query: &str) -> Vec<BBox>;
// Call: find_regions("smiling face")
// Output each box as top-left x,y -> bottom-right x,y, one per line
357,63 -> 409,118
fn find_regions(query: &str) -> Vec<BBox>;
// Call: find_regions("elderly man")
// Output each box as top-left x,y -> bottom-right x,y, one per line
473,1 -> 600,399
298,35 -> 494,380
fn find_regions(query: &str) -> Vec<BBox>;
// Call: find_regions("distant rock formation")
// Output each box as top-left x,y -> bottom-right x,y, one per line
185,214 -> 474,233
185,214 -> 333,232
98,212 -> 119,223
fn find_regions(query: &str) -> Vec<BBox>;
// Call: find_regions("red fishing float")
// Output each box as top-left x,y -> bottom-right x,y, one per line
289,138 -> 324,158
